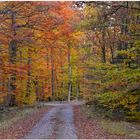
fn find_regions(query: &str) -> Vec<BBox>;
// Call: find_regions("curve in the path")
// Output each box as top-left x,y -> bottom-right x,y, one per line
24,104 -> 77,139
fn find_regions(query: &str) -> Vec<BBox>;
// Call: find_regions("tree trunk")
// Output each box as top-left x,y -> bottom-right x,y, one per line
110,46 -> 114,64
76,81 -> 80,100
68,45 -> 72,102
26,47 -> 32,97
101,29 -> 106,63
7,7 -> 17,106
51,47 -> 55,101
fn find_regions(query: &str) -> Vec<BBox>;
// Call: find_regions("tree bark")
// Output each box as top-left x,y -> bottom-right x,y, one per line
26,47 -> 32,97
8,8 -> 17,106
51,46 -> 55,101
68,45 -> 72,102
101,29 -> 106,63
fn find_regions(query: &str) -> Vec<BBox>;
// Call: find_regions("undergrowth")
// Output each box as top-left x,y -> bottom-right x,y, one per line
82,105 -> 140,139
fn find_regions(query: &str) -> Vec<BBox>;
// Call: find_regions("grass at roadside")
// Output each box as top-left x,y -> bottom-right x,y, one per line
82,105 -> 140,139
0,104 -> 47,131
0,104 -> 51,139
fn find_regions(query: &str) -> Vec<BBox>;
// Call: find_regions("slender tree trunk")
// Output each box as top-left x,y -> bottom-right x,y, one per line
101,46 -> 106,63
7,76 -> 11,106
60,49 -> 64,97
8,9 -> 17,106
51,47 -> 55,101
26,47 -> 32,97
101,29 -> 106,63
34,77 -> 39,102
55,73 -> 58,98
68,45 -> 72,102
110,46 -> 114,63
76,81 -> 80,100
117,2 -> 129,63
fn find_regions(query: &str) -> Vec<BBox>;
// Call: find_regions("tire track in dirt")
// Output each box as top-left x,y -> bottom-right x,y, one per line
24,104 -> 77,139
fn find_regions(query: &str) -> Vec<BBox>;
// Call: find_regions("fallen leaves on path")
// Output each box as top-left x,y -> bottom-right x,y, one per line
0,107 -> 51,139
74,106 -> 125,139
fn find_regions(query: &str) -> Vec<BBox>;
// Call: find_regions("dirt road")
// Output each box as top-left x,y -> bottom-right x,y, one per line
24,104 -> 77,139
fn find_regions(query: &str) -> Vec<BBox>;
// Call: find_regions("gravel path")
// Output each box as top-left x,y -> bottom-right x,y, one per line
24,104 -> 77,139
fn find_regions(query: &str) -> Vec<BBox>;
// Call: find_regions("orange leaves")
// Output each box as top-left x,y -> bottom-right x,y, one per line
0,1 -> 83,105
0,64 -> 28,75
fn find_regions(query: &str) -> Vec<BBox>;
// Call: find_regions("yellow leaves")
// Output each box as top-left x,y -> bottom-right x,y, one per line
129,21 -> 140,33
85,5 -> 97,17
27,92 -> 36,105
71,31 -> 85,42
0,94 -> 6,103
120,95 -> 139,111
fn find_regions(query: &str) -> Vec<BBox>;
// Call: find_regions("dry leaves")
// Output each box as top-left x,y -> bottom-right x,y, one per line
0,107 -> 51,139
73,106 -> 125,139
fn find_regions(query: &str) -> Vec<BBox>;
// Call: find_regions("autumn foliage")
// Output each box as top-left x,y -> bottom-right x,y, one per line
0,1 -> 140,121
0,2 -> 82,106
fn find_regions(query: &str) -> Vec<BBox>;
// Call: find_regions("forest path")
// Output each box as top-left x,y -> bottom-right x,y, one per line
24,103 -> 78,139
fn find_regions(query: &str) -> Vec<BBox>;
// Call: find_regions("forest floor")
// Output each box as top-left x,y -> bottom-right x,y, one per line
0,105 -> 51,139
0,101 -> 139,139
74,105 -> 140,139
